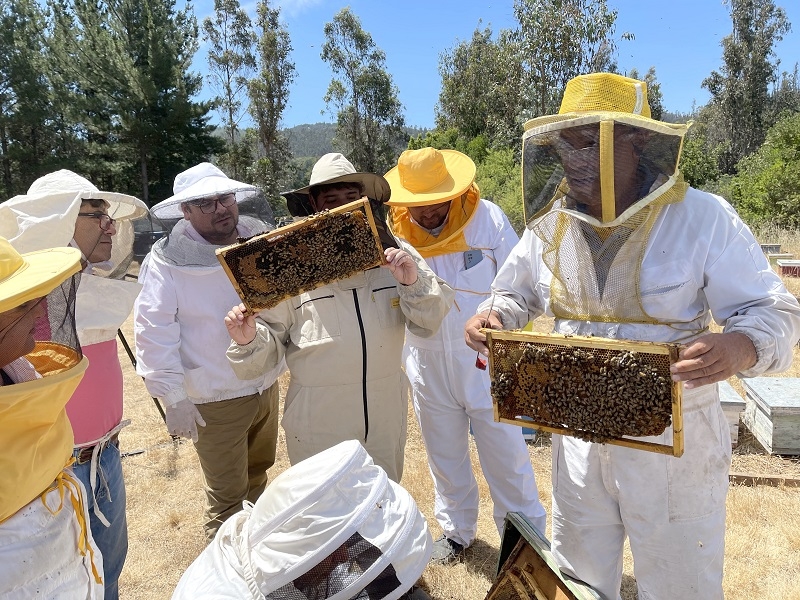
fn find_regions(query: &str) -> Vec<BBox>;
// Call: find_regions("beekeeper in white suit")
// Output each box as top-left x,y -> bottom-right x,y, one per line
465,72 -> 800,599
384,147 -> 546,565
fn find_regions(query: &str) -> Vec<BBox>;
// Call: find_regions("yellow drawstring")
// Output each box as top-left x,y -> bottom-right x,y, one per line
40,460 -> 103,585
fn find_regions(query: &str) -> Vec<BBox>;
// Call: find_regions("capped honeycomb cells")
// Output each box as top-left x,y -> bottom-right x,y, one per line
220,207 -> 383,310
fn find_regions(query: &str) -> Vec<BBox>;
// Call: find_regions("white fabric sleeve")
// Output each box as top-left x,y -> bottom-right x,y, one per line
702,203 -> 800,376
226,301 -> 293,381
133,256 -> 187,405
397,242 -> 455,338
477,228 -> 549,329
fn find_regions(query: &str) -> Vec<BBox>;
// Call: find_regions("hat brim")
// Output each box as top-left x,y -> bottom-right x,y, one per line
151,177 -> 258,220
523,111 -> 690,137
281,173 -> 391,217
81,191 -> 148,222
384,150 -> 476,207
0,247 -> 82,313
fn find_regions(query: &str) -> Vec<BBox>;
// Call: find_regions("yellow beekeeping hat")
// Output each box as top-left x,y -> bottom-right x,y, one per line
385,148 -> 476,207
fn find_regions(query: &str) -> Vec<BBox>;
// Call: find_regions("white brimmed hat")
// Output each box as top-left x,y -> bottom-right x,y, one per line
172,440 -> 432,600
283,153 -> 391,217
150,162 -> 258,220
0,170 -> 147,254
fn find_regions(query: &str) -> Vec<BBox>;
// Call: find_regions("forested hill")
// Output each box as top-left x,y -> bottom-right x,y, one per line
284,123 -> 429,158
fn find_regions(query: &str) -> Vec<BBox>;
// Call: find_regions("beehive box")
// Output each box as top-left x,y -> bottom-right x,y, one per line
216,199 -> 384,311
718,380 -> 745,448
760,243 -> 782,254
742,377 -> 800,455
486,512 -> 601,600
486,330 -> 683,456
777,259 -> 800,277
767,252 -> 793,268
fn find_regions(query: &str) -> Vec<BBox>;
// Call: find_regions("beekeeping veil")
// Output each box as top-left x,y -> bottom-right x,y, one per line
522,72 -> 692,325
150,162 -> 275,269
0,170 -> 148,346
172,440 -> 432,600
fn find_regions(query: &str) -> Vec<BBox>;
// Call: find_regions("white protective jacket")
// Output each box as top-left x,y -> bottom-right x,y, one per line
227,241 -> 453,482
479,188 -> 800,599
134,219 -> 284,407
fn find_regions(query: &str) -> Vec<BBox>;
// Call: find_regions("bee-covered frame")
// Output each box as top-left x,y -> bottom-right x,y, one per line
216,198 -> 386,312
485,330 -> 684,457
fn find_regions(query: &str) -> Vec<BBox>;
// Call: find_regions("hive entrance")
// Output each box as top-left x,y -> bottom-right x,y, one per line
487,331 -> 683,456
217,199 -> 385,311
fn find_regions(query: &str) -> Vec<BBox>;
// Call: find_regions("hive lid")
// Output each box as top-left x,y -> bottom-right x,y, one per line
743,377 -> 800,416
718,381 -> 745,409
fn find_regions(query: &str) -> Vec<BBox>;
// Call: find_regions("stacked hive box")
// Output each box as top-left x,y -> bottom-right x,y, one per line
742,377 -> 800,455
718,381 -> 745,448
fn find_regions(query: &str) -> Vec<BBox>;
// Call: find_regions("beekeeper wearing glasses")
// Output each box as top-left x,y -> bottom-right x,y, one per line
465,72 -> 800,599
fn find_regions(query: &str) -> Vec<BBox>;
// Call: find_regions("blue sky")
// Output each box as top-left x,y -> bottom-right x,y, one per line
191,0 -> 800,129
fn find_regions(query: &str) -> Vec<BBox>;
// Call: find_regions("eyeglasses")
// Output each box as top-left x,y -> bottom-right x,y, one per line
77,212 -> 116,232
189,193 -> 236,214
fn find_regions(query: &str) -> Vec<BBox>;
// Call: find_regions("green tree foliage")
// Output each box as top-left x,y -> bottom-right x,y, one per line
321,8 -> 406,174
477,147 -> 524,234
0,0 -> 85,196
202,0 -> 257,180
702,0 -> 790,174
729,112 -> 800,226
436,26 -> 524,148
514,0 -> 618,118
246,0 -> 295,215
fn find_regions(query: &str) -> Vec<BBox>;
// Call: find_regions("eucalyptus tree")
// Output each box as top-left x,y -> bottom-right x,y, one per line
321,7 -> 405,174
436,26 -> 525,148
202,0 -> 256,179
247,0 -> 295,209
702,0 -> 790,173
513,0 -> 618,118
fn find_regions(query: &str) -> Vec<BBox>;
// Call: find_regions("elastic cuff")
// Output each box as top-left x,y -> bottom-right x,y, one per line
733,328 -> 771,377
162,387 -> 188,407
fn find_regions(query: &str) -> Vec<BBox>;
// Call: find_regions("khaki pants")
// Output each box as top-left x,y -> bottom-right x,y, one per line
194,382 -> 280,541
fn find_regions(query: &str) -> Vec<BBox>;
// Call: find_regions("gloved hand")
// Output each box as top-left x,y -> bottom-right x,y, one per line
165,398 -> 206,442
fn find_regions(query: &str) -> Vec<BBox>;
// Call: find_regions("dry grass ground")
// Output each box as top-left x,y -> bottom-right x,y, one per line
117,254 -> 800,600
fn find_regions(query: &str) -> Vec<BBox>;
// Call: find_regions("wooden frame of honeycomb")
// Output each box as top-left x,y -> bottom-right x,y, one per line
485,330 -> 684,457
216,198 -> 385,312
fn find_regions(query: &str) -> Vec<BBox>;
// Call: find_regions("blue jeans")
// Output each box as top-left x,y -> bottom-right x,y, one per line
72,441 -> 128,600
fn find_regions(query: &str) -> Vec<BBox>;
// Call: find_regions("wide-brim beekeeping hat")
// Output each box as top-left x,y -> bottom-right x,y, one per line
172,440 -> 432,600
0,236 -> 81,313
150,162 -> 260,220
0,170 -> 148,253
283,153 -> 392,217
521,72 -> 690,227
384,148 -> 476,207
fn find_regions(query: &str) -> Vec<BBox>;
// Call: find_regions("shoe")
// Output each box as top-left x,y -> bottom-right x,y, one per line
429,534 -> 465,565
399,584 -> 432,599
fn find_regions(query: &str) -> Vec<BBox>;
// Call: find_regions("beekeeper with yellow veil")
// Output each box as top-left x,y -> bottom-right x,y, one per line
0,237 -> 103,599
465,72 -> 800,599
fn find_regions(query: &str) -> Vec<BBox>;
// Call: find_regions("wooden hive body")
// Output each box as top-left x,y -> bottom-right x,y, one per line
742,377 -> 800,455
486,513 -> 601,600
718,380 -> 745,448
486,330 -> 683,456
216,199 -> 384,311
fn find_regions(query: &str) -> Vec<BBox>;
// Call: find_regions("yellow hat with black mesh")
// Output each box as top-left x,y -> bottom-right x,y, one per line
521,72 -> 691,228
0,237 -> 82,313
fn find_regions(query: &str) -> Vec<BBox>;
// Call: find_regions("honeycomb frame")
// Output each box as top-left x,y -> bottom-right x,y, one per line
485,330 -> 684,456
216,198 -> 385,311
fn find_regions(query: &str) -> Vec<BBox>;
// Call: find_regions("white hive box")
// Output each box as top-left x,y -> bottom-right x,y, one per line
718,381 -> 745,448
742,378 -> 800,455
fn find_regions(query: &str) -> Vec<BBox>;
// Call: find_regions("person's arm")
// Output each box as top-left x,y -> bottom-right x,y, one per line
226,300 -> 292,380
390,243 -> 454,338
465,228 -> 548,354
133,256 -> 205,441
670,200 -> 800,388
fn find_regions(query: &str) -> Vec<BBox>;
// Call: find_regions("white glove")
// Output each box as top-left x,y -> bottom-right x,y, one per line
165,398 -> 206,442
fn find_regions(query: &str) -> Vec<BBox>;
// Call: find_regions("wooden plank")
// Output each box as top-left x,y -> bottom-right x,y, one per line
729,471 -> 800,488
484,330 -> 675,355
